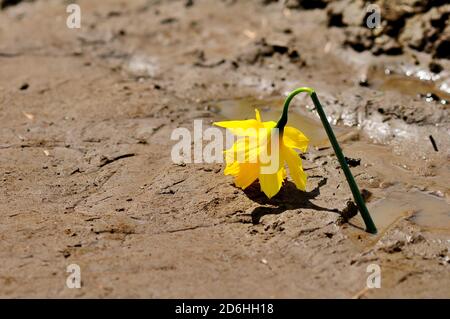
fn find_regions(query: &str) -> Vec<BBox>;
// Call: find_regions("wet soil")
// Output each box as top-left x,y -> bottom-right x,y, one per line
0,0 -> 449,298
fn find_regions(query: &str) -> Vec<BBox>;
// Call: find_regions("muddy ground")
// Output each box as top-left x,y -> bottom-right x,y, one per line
0,0 -> 449,298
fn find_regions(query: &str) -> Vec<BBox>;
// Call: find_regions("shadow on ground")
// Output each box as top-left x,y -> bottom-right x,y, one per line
243,178 -> 341,224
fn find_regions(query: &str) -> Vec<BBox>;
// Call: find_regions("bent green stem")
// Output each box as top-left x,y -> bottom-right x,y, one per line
276,87 -> 377,234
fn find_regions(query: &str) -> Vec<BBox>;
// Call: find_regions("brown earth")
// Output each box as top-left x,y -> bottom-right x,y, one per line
0,0 -> 449,298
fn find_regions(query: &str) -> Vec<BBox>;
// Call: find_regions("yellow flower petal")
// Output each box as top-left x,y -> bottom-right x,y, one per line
234,163 -> 259,189
263,121 -> 277,129
225,137 -> 259,163
224,161 -> 240,176
255,109 -> 261,122
259,167 -> 285,199
281,145 -> 307,191
214,119 -> 261,136
282,126 -> 309,152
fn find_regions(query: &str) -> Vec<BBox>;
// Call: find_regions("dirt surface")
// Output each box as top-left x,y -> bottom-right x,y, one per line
0,0 -> 449,298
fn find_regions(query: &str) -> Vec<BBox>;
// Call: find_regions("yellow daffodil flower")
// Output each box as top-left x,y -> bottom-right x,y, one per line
214,109 -> 309,198
211,87 -> 377,233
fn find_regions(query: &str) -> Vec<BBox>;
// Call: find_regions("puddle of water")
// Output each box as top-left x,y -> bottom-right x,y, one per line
347,141 -> 450,193
380,75 -> 449,104
352,190 -> 450,234
367,67 -> 450,105
211,97 -> 354,147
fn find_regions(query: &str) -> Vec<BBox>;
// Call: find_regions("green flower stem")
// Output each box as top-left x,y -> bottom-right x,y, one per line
277,87 -> 377,234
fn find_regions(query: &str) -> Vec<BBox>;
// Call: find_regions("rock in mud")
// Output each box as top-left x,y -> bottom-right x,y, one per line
238,38 -> 304,66
284,0 -> 331,9
328,1 -> 450,59
0,0 -> 23,9
433,25 -> 450,59
337,200 -> 358,224
372,35 -> 403,55
400,5 -> 450,56
327,0 -> 366,27
343,27 -> 373,52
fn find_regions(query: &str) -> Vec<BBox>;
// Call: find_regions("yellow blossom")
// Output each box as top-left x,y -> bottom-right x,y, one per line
214,109 -> 309,198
